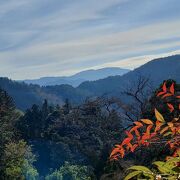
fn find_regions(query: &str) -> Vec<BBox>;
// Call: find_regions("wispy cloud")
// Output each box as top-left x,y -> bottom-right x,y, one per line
0,0 -> 180,79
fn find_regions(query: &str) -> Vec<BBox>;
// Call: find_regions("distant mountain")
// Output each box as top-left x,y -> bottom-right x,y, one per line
0,55 -> 179,110
77,55 -> 180,96
23,67 -> 130,87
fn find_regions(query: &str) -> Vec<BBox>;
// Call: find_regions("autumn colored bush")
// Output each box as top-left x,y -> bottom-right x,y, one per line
110,81 -> 180,179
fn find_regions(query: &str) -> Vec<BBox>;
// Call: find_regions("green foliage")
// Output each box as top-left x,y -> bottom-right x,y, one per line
120,80 -> 180,180
18,98 -> 123,177
22,144 -> 39,180
0,89 -> 38,179
153,155 -> 180,178
22,160 -> 39,180
0,88 -> 21,178
125,166 -> 154,180
3,141 -> 26,179
124,155 -> 180,180
124,171 -> 145,180
45,162 -> 92,180
2,140 -> 38,180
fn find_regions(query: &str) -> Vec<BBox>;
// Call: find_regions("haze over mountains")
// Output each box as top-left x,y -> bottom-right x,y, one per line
0,55 -> 179,110
23,67 -> 130,87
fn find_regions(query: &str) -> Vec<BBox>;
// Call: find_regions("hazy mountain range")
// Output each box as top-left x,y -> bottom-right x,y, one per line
0,55 -> 179,110
22,67 -> 130,87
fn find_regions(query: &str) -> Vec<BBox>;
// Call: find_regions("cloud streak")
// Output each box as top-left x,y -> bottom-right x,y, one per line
0,0 -> 180,79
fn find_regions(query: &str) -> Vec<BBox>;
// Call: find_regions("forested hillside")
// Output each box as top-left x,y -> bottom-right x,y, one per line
0,79 -> 179,179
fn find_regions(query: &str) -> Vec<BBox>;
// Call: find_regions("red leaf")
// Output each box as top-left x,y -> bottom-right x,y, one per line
122,137 -> 132,146
167,141 -> 175,149
126,143 -> 133,150
125,131 -> 134,139
120,148 -> 125,158
146,125 -> 153,135
141,135 -> 150,145
150,132 -> 156,138
167,103 -> 174,112
162,82 -> 167,92
157,91 -> 166,97
133,121 -> 143,127
167,122 -> 176,134
111,156 -> 118,161
141,125 -> 153,145
130,144 -> 138,152
110,146 -> 125,158
169,83 -> 175,94
162,93 -> 173,99
110,148 -> 118,158
134,129 -> 140,138
154,120 -> 163,132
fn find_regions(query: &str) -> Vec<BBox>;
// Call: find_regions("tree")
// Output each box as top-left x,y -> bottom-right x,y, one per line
120,75 -> 152,123
63,98 -> 71,115
45,162 -> 93,180
0,89 -> 22,177
18,104 -> 43,139
109,81 -> 180,179
2,140 -> 38,180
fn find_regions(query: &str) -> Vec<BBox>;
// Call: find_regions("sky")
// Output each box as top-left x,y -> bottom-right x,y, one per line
0,0 -> 180,80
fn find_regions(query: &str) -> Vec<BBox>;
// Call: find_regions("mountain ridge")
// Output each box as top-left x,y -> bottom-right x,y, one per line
0,55 -> 179,110
77,55 -> 180,96
22,67 -> 130,87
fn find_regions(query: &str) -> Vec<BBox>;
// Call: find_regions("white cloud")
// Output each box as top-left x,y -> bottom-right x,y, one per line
92,50 -> 180,70
0,0 -> 180,79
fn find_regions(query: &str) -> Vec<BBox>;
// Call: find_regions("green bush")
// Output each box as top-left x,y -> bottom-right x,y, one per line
45,162 -> 93,180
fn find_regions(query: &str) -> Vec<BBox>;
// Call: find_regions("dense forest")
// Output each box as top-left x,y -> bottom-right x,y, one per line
0,78 -> 179,179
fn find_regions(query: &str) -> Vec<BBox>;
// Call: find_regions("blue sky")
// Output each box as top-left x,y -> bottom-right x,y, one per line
0,0 -> 180,79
